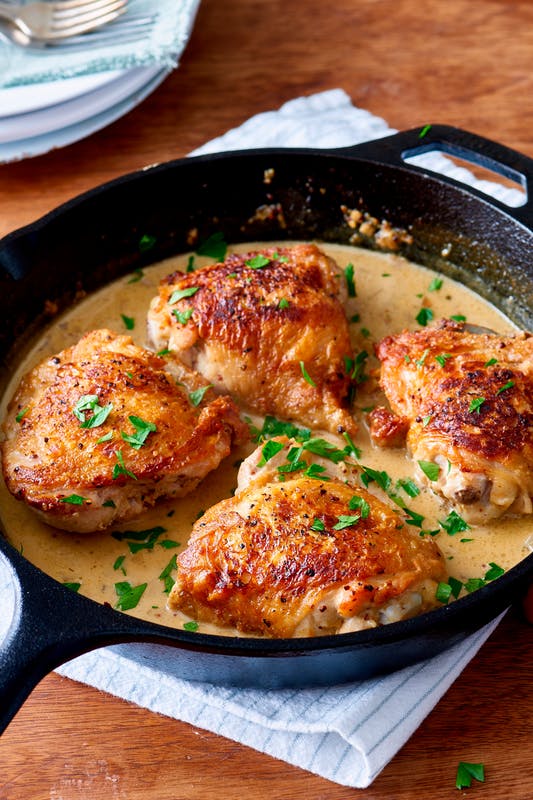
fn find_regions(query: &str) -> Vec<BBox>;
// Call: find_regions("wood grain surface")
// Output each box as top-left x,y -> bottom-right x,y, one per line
1,1 -> 532,798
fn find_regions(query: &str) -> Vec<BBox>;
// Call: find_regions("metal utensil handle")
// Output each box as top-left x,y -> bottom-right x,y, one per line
338,124 -> 533,227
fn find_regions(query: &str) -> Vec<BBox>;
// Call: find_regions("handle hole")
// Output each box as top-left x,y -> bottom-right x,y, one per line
402,145 -> 527,208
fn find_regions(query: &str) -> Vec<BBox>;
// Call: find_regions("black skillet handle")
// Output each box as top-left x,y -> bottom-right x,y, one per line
0,542 -> 168,735
339,124 -> 533,227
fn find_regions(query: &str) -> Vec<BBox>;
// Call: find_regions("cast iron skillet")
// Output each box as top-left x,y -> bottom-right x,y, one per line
1,125 -> 532,735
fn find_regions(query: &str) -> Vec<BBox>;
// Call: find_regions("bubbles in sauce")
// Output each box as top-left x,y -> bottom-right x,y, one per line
0,242 -> 530,636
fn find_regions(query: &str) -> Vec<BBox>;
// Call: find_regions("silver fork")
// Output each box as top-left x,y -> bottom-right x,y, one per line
0,11 -> 155,50
0,0 -> 127,44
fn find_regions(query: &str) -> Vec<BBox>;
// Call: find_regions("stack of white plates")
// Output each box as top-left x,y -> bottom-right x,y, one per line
0,65 -> 170,163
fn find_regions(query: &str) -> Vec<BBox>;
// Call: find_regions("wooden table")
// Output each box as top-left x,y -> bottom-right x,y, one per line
1,1 -> 532,797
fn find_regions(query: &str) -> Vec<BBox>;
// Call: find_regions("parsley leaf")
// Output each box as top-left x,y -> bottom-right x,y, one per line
73,395 -> 113,429
416,307 -> 434,326
418,460 -> 440,481
196,231 -> 227,260
173,308 -> 194,324
59,494 -> 86,505
439,510 -> 470,535
16,407 -> 29,423
121,416 -> 156,450
344,263 -> 356,297
246,254 -> 271,269
121,314 -> 135,330
188,385 -> 212,407
112,449 -> 137,481
299,361 -> 316,387
258,439 -> 285,467
456,762 -> 485,789
168,286 -> 200,304
114,581 -> 147,611
333,514 -> 360,530
139,234 -> 156,252
159,554 -> 178,594
310,518 -> 325,531
469,397 -> 485,413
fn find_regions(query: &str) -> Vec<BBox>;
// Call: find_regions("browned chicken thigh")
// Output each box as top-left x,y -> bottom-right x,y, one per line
1,329 -> 247,533
373,318 -> 533,523
147,244 -> 357,437
168,438 -> 446,637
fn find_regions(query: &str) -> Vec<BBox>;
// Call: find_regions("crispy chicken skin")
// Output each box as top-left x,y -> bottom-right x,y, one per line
146,244 -> 357,437
1,329 -> 248,533
374,318 -> 533,522
168,438 -> 446,637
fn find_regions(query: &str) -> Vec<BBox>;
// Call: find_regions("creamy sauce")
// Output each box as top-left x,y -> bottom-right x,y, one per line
1,241 -> 531,635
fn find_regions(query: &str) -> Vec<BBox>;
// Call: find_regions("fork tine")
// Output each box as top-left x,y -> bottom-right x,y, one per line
52,0 -> 127,20
52,0 -> 126,24
50,7 -> 126,37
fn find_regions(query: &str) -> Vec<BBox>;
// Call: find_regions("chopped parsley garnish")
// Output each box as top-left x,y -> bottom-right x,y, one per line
422,414 -> 432,427
418,460 -> 440,481
103,499 -> 116,508
360,465 -> 391,492
15,407 -> 28,423
113,555 -> 126,574
112,449 -> 137,481
188,385 -> 212,407
302,438 -> 346,463
455,762 -> 485,790
403,507 -> 425,528
114,581 -> 147,611
304,463 -> 329,480
484,562 -> 505,580
247,414 -> 311,444
484,357 -> 498,367
159,554 -> 178,594
158,539 -> 180,549
428,277 -> 443,291
439,509 -> 470,535
350,313 -> 361,323
342,431 -> 362,460
60,494 -> 86,505
333,514 -> 360,530
97,431 -> 113,444
450,314 -> 466,322
469,397 -> 485,413
310,518 -> 325,531
121,416 -> 157,450
496,379 -> 515,394
278,297 -> 290,309
349,495 -> 370,518
112,525 -> 167,554
416,348 -> 430,366
63,582 -> 81,593
73,395 -> 113,429
436,582 -> 452,603
345,350 -> 369,384
246,254 -> 271,269
121,314 -> 135,330
157,348 -> 172,357
186,255 -> 196,272
258,439 -> 285,467
418,124 -> 432,139
183,620 -> 199,632
127,268 -> 144,284
344,263 -> 356,297
299,361 -> 316,387
169,286 -> 200,304
139,234 -> 156,252
435,352 -> 452,367
416,307 -> 434,326
173,308 -> 194,324
396,477 -> 420,498
196,231 -> 227,260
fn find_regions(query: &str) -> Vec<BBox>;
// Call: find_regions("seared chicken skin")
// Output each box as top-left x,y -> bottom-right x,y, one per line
374,318 -> 533,523
147,244 -> 357,437
169,438 -> 446,637
1,329 -> 247,533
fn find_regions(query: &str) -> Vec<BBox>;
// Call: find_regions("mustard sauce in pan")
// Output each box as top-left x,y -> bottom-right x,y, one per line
0,242 -> 531,635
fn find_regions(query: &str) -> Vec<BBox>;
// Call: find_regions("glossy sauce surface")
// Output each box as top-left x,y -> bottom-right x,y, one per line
1,242 -> 531,635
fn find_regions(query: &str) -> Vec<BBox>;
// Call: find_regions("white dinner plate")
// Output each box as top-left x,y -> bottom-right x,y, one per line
0,65 -> 162,144
0,70 -> 125,118
0,66 -> 170,163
